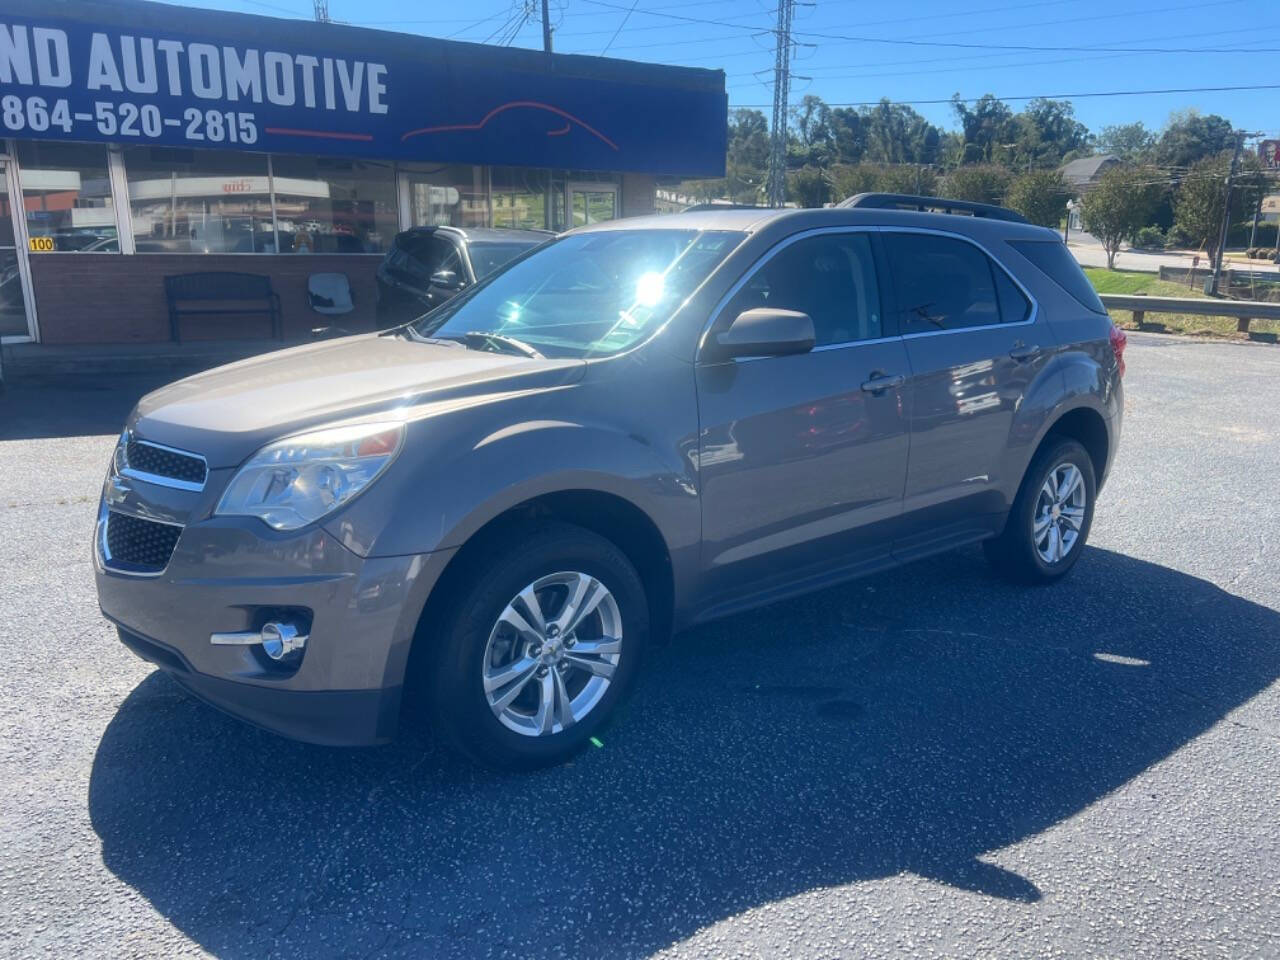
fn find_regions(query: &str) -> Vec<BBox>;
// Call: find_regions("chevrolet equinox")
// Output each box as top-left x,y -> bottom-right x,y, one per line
95,195 -> 1125,769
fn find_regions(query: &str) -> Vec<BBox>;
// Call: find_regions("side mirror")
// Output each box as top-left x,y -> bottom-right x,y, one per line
709,307 -> 816,360
430,269 -> 463,290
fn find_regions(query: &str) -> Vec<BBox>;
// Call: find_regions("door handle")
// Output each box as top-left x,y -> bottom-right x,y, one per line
1009,343 -> 1041,362
860,372 -> 905,394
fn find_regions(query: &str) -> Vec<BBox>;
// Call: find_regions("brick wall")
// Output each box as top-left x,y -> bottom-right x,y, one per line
29,253 -> 381,344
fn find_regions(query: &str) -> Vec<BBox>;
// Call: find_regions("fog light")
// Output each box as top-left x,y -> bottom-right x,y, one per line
260,621 -> 306,661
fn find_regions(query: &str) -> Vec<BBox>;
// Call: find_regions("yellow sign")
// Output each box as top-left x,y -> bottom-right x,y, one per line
27,236 -> 55,253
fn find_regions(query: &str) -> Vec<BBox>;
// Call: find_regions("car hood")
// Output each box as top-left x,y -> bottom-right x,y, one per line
130,333 -> 586,467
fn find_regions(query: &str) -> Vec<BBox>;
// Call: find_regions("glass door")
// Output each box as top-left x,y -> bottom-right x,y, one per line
568,182 -> 619,227
1,155 -> 36,340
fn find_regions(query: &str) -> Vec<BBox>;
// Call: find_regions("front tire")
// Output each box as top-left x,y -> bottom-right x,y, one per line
984,437 -> 1096,585
427,523 -> 648,770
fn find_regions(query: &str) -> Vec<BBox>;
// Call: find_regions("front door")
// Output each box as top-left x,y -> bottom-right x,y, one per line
569,183 -> 618,227
0,157 -> 35,340
695,230 -> 910,607
880,229 -> 1051,551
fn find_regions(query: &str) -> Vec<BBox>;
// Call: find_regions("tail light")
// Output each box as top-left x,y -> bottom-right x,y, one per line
1109,324 -> 1127,377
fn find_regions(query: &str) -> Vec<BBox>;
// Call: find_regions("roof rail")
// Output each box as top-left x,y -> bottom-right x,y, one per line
837,192 -> 1029,224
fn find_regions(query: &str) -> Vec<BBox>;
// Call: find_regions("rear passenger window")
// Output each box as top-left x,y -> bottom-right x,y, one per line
725,232 -> 882,347
884,232 -> 1012,334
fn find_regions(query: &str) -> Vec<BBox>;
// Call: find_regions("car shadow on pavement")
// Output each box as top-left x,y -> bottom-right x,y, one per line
88,545 -> 1280,958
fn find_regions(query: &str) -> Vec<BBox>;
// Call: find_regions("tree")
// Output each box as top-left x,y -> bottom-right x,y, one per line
829,163 -> 939,202
952,94 -> 1015,163
861,100 -> 941,165
789,95 -> 834,167
1006,170 -> 1071,227
1173,150 -> 1261,263
1095,122 -> 1155,162
943,164 -> 1013,205
1010,98 -> 1091,169
727,109 -> 769,171
787,166 -> 830,208
1080,165 -> 1163,269
828,107 -> 866,164
1155,111 -> 1235,169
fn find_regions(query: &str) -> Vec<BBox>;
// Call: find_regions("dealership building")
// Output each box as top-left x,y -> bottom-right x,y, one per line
0,0 -> 726,348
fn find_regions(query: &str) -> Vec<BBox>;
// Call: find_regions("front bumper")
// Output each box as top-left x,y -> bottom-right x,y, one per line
95,470 -> 455,746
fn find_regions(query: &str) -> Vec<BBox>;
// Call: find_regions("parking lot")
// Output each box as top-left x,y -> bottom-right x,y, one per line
1,332 -> 1278,959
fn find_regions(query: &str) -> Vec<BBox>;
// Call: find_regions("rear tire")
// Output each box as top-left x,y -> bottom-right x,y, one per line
984,437 -> 1096,585
427,522 -> 648,770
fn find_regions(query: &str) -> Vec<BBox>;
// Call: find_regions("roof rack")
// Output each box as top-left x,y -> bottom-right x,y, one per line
837,192 -> 1029,224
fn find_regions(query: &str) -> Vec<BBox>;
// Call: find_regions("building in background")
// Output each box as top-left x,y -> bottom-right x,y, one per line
0,0 -> 726,346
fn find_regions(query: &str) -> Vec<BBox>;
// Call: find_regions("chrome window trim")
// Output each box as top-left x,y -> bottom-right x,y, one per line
96,502 -> 183,579
879,226 -> 1040,339
120,434 -> 208,492
696,223 -> 1042,361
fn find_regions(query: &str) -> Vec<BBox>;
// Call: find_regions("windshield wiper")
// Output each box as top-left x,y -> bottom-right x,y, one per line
462,331 -> 544,359
402,327 -> 466,348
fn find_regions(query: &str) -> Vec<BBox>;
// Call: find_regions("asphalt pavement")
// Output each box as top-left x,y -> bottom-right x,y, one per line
1,335 -> 1278,958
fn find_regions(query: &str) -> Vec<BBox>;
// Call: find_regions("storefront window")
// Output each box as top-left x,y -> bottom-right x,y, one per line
15,142 -> 115,252
491,168 -> 556,231
403,164 -> 489,228
124,147 -> 273,253
270,156 -> 397,254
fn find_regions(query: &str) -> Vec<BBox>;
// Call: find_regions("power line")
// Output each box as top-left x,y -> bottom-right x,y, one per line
730,83 -> 1280,110
575,0 -> 1280,53
602,0 -> 642,55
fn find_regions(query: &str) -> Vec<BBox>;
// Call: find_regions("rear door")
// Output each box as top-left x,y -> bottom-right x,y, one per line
695,229 -> 912,605
881,229 -> 1048,552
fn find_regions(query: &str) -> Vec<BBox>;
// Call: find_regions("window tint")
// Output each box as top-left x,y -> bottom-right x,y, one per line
1009,239 -> 1107,314
725,233 -> 882,347
994,268 -> 1031,323
468,241 -> 541,279
884,232 -> 1002,334
391,234 -> 458,284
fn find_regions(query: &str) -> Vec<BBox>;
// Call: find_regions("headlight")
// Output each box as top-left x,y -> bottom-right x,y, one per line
215,421 -> 404,531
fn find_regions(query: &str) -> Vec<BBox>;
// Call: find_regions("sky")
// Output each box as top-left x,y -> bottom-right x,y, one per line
176,0 -> 1280,140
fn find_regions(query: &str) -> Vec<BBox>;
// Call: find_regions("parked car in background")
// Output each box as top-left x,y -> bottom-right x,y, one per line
375,226 -> 549,327
96,195 -> 1125,771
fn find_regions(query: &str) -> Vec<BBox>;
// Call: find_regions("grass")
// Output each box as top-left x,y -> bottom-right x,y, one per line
1083,268 -> 1280,340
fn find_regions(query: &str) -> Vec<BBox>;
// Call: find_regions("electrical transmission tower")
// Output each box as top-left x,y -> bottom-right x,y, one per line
766,0 -> 795,208
313,0 -> 331,22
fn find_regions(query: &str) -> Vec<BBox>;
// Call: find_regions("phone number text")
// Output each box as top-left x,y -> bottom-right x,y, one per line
1,97 -> 258,144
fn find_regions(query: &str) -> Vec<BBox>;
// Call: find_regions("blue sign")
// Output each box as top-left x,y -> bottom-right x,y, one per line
0,9 -> 727,176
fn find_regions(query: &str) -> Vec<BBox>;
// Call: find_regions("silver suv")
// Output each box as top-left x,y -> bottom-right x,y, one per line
95,194 -> 1125,769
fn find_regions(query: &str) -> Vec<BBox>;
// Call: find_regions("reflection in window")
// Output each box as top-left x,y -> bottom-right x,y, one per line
491,168 -> 554,231
270,156 -> 397,254
404,164 -> 488,228
16,142 -> 115,252
124,147 -> 272,253
726,233 -> 882,346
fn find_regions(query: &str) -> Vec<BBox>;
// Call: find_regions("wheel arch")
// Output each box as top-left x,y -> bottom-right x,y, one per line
1036,404 -> 1112,490
400,488 -> 676,713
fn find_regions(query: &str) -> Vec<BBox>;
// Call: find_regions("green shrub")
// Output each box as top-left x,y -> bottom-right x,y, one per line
1132,225 -> 1166,249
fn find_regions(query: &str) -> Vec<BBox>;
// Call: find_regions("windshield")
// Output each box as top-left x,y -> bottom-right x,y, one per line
468,240 -> 543,278
412,229 -> 744,358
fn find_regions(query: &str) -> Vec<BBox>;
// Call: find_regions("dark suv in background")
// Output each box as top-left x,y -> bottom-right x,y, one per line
375,225 -> 549,327
96,194 -> 1124,770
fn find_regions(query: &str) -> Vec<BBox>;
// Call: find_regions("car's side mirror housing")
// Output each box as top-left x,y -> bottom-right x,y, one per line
430,269 -> 464,290
708,307 -> 816,360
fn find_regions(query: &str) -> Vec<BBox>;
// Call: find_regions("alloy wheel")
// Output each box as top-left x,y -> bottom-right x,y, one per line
481,571 -> 623,737
1033,462 -> 1087,564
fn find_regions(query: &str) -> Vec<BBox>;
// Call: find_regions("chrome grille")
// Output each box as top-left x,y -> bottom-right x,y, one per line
103,511 -> 182,573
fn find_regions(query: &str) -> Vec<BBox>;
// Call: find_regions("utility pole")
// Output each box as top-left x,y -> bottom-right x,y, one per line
1209,131 -> 1245,296
765,0 -> 795,208
541,0 -> 553,52
313,0 -> 330,22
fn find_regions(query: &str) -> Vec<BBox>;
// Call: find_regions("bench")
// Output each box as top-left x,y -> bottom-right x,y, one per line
164,272 -> 283,343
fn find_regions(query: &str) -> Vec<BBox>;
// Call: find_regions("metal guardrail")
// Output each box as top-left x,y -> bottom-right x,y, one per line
1098,293 -> 1280,334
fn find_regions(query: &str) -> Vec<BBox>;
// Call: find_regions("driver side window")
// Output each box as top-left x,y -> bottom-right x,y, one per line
724,232 -> 883,347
